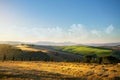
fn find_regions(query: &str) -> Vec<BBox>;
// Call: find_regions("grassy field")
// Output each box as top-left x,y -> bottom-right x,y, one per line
0,61 -> 120,80
16,45 -> 49,53
53,46 -> 114,57
0,44 -> 120,80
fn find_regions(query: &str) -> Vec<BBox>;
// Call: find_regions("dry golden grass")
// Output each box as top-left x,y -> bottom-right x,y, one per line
0,61 -> 120,80
16,45 -> 49,53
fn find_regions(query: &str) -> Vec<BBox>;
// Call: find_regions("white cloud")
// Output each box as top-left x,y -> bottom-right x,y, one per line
28,24 -> 89,43
105,25 -> 114,34
91,30 -> 101,37
67,24 -> 89,42
0,24 -> 96,43
0,24 -> 88,42
0,23 -> 117,43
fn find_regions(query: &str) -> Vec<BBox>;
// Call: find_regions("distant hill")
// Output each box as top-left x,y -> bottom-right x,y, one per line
0,41 -> 77,46
0,44 -> 50,61
35,41 -> 77,46
1,41 -> 120,46
88,42 -> 120,46
52,46 -> 114,57
0,44 -> 120,63
0,41 -> 23,44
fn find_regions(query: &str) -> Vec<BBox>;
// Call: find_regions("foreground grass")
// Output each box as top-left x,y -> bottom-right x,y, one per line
0,61 -> 120,80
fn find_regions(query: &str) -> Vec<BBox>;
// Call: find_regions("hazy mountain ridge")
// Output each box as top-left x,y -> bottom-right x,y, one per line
1,41 -> 120,46
35,41 -> 77,46
88,42 -> 120,46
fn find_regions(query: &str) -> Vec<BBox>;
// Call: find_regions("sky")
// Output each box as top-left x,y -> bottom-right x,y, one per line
0,0 -> 120,44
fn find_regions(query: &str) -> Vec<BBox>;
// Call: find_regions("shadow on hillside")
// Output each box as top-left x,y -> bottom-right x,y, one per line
0,66 -> 82,80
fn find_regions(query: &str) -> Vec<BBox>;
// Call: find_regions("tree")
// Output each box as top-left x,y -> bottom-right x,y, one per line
50,56 -> 54,61
29,56 -> 32,61
21,57 -> 23,61
84,55 -> 93,63
12,56 -> 15,61
96,57 -> 102,64
102,56 -> 119,64
3,54 -> 6,61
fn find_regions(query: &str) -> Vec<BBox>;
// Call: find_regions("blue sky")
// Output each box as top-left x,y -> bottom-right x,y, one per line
0,0 -> 120,43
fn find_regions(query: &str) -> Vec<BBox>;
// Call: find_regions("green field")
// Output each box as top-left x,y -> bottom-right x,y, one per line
53,46 -> 114,57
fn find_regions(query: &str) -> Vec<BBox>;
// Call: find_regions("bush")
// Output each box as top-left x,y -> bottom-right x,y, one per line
84,55 -> 93,63
96,57 -> 103,64
102,56 -> 120,64
84,54 -> 97,63
22,51 -> 51,61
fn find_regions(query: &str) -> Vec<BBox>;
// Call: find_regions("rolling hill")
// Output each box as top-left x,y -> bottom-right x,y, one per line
52,46 -> 114,57
0,44 -> 120,63
0,44 -> 50,61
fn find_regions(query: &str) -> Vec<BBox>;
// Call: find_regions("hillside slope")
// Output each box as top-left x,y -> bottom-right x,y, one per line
0,44 -> 50,61
53,46 -> 116,57
28,45 -> 83,62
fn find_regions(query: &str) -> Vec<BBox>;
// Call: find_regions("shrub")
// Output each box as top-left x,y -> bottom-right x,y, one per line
96,57 -> 103,64
12,56 -> 15,61
3,54 -> 6,61
84,54 -> 97,63
102,56 -> 119,64
84,55 -> 93,63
